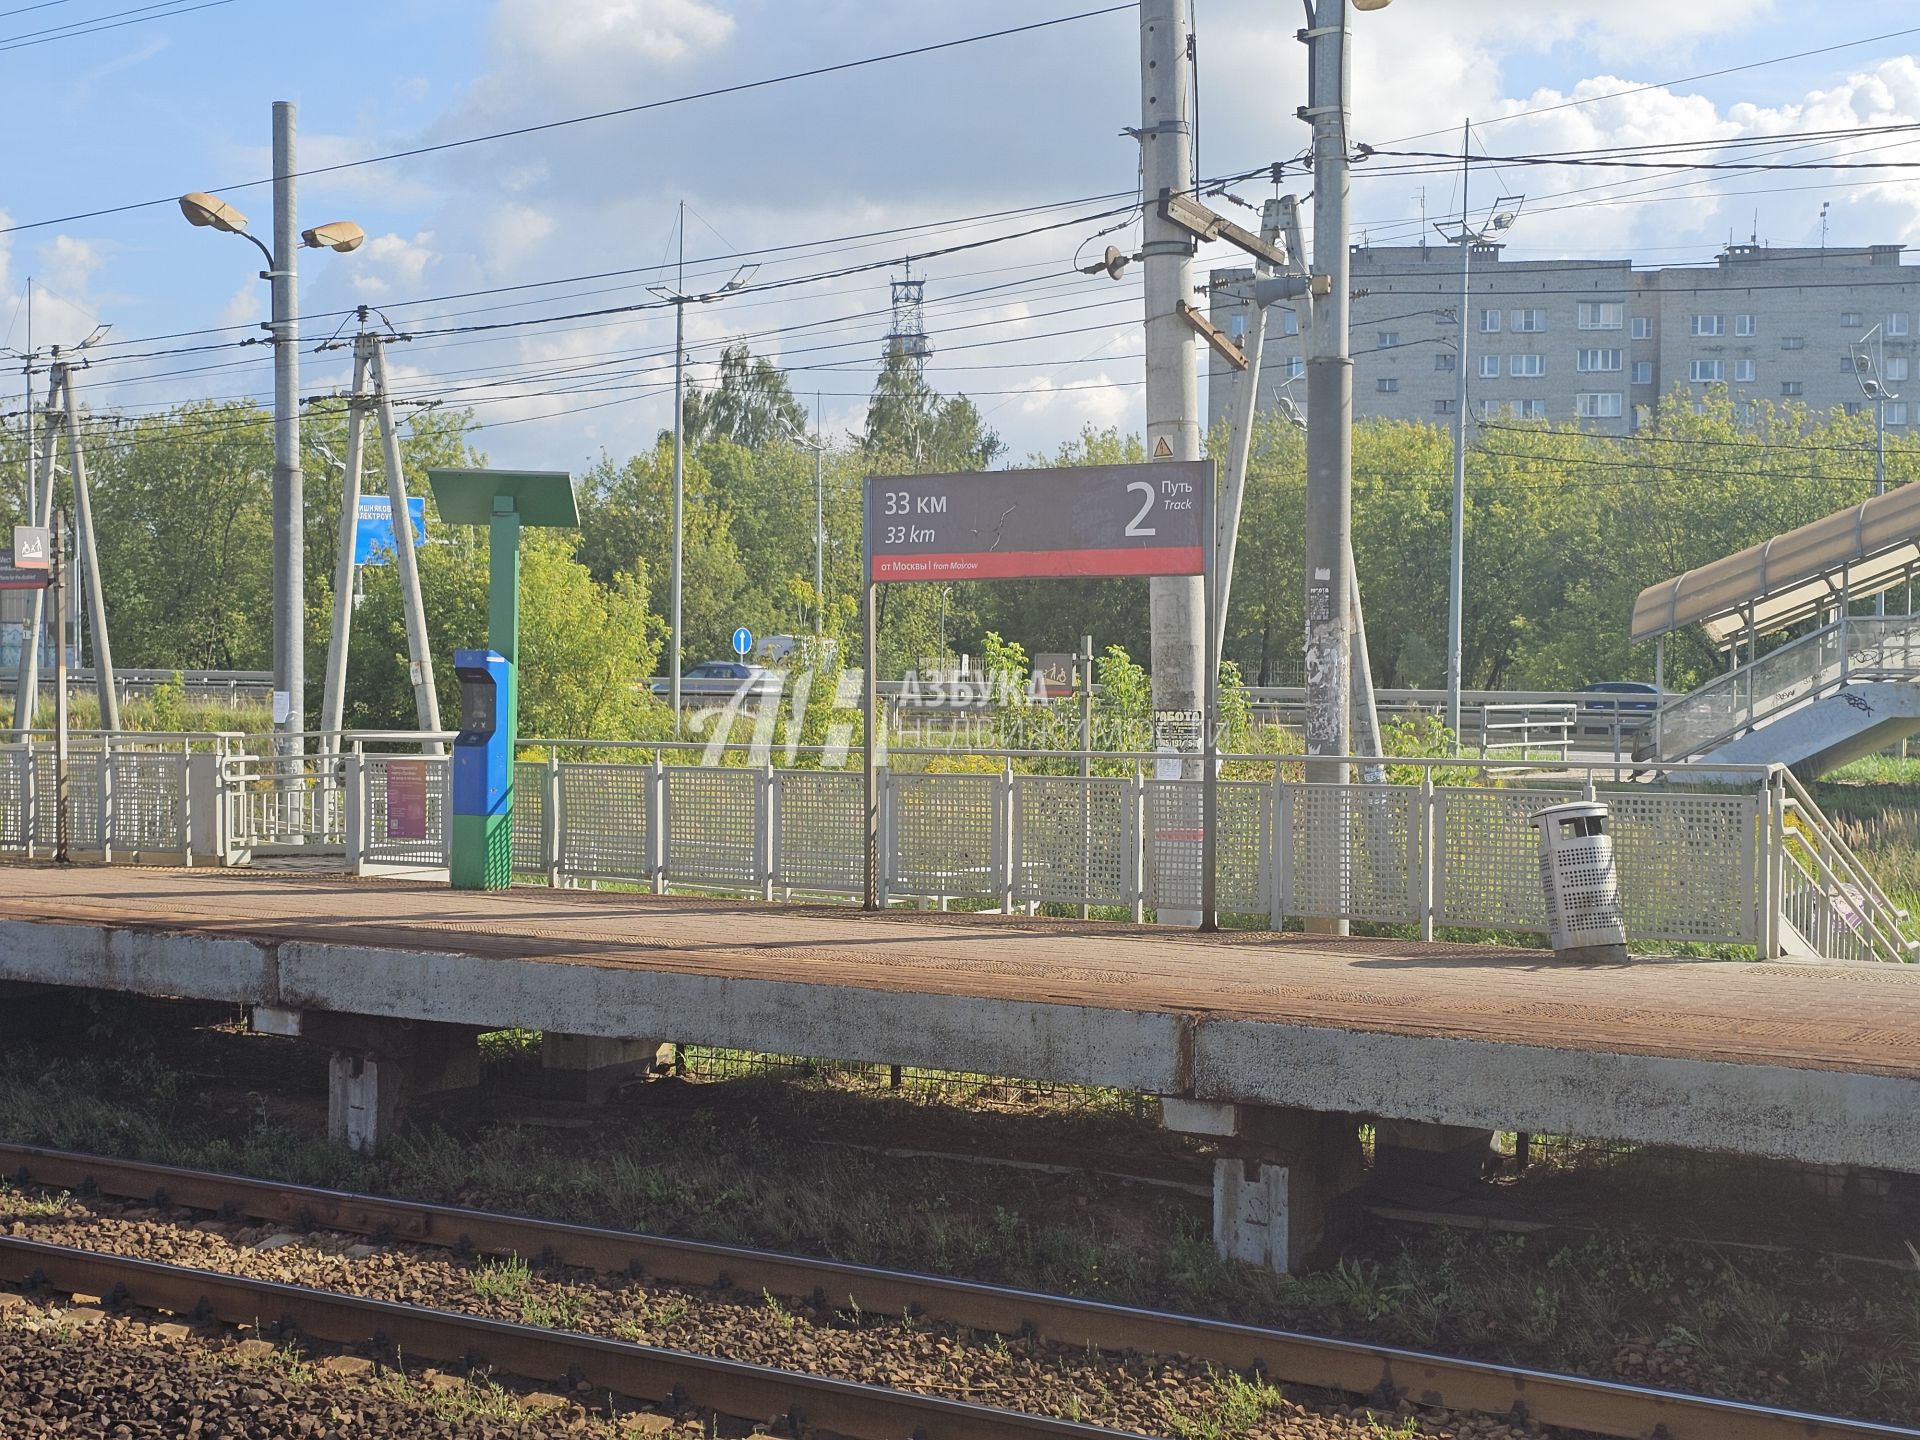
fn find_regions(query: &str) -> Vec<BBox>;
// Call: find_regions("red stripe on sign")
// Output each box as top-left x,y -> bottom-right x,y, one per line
872,546 -> 1205,581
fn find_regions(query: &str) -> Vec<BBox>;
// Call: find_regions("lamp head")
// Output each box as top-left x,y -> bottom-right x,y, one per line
1352,0 -> 1392,9
179,192 -> 249,234
301,221 -> 366,254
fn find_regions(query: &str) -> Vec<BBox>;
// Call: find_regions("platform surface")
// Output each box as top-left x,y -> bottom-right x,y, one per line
3,865 -> 1918,1168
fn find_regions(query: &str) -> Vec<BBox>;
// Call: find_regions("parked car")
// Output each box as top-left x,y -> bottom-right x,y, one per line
1577,681 -> 1660,738
649,661 -> 778,702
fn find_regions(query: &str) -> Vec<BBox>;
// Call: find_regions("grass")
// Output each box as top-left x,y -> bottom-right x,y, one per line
1,1009 -> 1918,1425
1811,758 -> 1920,936
1162,1370 -> 1287,1439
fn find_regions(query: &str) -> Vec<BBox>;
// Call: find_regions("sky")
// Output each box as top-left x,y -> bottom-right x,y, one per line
1,0 -> 1918,470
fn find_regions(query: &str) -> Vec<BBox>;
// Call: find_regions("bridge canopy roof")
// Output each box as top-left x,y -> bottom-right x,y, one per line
1631,482 -> 1920,646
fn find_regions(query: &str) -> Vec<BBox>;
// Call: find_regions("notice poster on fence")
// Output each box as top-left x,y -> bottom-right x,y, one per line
385,760 -> 428,841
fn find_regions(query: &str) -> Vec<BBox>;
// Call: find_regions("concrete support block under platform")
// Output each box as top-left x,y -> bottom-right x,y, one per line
539,1033 -> 667,1101
1371,1118 -> 1498,1200
1164,1100 -> 1363,1273
294,1014 -> 480,1152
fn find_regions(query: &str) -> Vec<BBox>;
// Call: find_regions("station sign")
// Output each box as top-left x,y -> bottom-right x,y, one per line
354,495 -> 427,567
866,461 -> 1209,583
0,548 -> 50,591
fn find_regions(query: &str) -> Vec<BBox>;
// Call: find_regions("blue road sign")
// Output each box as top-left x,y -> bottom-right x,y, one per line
354,495 -> 427,566
732,626 -> 754,658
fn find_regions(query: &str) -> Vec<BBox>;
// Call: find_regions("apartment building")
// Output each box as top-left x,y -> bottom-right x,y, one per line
1205,243 -> 1920,435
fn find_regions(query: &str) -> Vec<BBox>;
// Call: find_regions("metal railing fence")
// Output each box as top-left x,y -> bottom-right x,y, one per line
1,732 -> 1911,963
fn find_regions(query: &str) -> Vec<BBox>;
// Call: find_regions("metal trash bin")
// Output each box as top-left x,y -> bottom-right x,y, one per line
1528,800 -> 1628,963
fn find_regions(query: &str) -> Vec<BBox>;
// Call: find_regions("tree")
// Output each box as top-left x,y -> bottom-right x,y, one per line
682,343 -> 807,450
861,349 -> 1003,472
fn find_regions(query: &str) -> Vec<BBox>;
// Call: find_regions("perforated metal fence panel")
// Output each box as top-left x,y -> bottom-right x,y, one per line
559,762 -> 655,884
0,751 -> 27,852
663,765 -> 762,891
1435,787 -> 1570,932
774,769 -> 863,896
112,751 -> 187,856
1282,782 -> 1421,925
512,760 -> 546,875
364,756 -> 449,869
1144,779 -> 1267,916
888,771 -> 1002,901
1012,774 -> 1135,908
1606,788 -> 1758,943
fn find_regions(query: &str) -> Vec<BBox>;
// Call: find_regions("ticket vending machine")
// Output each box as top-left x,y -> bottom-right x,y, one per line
452,648 -> 513,889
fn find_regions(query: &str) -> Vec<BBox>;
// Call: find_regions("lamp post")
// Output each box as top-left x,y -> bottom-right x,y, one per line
647,240 -> 758,732
1853,326 -> 1901,618
779,399 -> 828,634
180,103 -> 363,759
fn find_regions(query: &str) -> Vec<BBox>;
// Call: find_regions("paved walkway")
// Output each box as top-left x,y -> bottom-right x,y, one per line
2,864 -> 1916,1078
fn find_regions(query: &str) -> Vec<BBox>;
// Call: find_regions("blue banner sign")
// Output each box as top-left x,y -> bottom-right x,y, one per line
355,495 -> 427,566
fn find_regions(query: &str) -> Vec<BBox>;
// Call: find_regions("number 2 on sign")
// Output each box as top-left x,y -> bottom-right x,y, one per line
1125,480 -> 1156,537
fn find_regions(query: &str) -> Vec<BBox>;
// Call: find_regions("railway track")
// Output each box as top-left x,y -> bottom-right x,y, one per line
3,1141 -> 1915,1440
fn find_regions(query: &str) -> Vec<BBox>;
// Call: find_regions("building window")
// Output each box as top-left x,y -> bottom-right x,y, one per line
1281,310 -> 1300,336
1285,356 -> 1305,379
1226,313 -> 1249,341
1689,314 -> 1724,337
1689,359 -> 1723,382
1888,401 -> 1909,426
1434,398 -> 1455,416
1376,377 -> 1399,393
1844,401 -> 1865,417
1479,308 -> 1501,333
1888,357 -> 1911,382
1781,380 -> 1804,397
1843,353 -> 1864,374
1378,331 -> 1400,348
1734,359 -> 1756,382
1782,336 -> 1805,351
1511,308 -> 1546,333
1631,317 -> 1652,340
1514,399 -> 1547,419
1578,301 -> 1624,330
1890,313 -> 1911,336
1478,354 -> 1500,378
1576,348 -> 1622,372
1633,361 -> 1653,385
1842,311 -> 1862,327
1577,392 -> 1623,419
1510,353 -> 1545,377
1435,352 -> 1456,372
1475,399 -> 1501,419
1734,314 -> 1756,337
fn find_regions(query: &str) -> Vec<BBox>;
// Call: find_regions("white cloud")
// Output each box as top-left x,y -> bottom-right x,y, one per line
351,231 -> 440,297
492,0 -> 734,69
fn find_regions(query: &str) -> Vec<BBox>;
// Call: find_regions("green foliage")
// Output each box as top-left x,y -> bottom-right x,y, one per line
681,342 -> 808,450
1095,644 -> 1151,730
980,630 -> 1029,703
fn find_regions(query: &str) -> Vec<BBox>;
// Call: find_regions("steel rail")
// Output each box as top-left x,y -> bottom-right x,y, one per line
4,1143 -> 1915,1440
0,1235 -> 1125,1440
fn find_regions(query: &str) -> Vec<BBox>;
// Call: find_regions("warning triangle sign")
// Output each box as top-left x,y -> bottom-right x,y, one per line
1153,436 -> 1173,458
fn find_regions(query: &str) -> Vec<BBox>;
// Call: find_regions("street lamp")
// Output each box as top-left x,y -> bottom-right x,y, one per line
1434,183 -> 1522,741
647,255 -> 758,730
1852,326 -> 1903,616
778,400 -> 829,635
178,107 -> 364,766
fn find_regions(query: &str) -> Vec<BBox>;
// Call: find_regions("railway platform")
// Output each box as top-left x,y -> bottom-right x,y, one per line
2,864 -> 1917,1270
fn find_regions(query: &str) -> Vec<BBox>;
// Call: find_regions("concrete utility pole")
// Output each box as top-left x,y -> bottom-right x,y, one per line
370,335 -> 441,738
1138,0 -> 1205,765
271,101 -> 304,749
1852,327 -> 1900,617
670,202 -> 686,732
1446,119 -> 1470,736
319,336 -> 373,751
1300,0 -> 1355,783
10,370 -> 58,739
59,363 -> 118,732
319,317 -> 441,749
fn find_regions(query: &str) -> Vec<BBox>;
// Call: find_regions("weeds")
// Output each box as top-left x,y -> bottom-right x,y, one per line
1163,1369 -> 1286,1439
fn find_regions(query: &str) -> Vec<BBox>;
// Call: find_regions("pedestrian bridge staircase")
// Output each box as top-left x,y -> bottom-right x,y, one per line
1653,614 -> 1920,777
